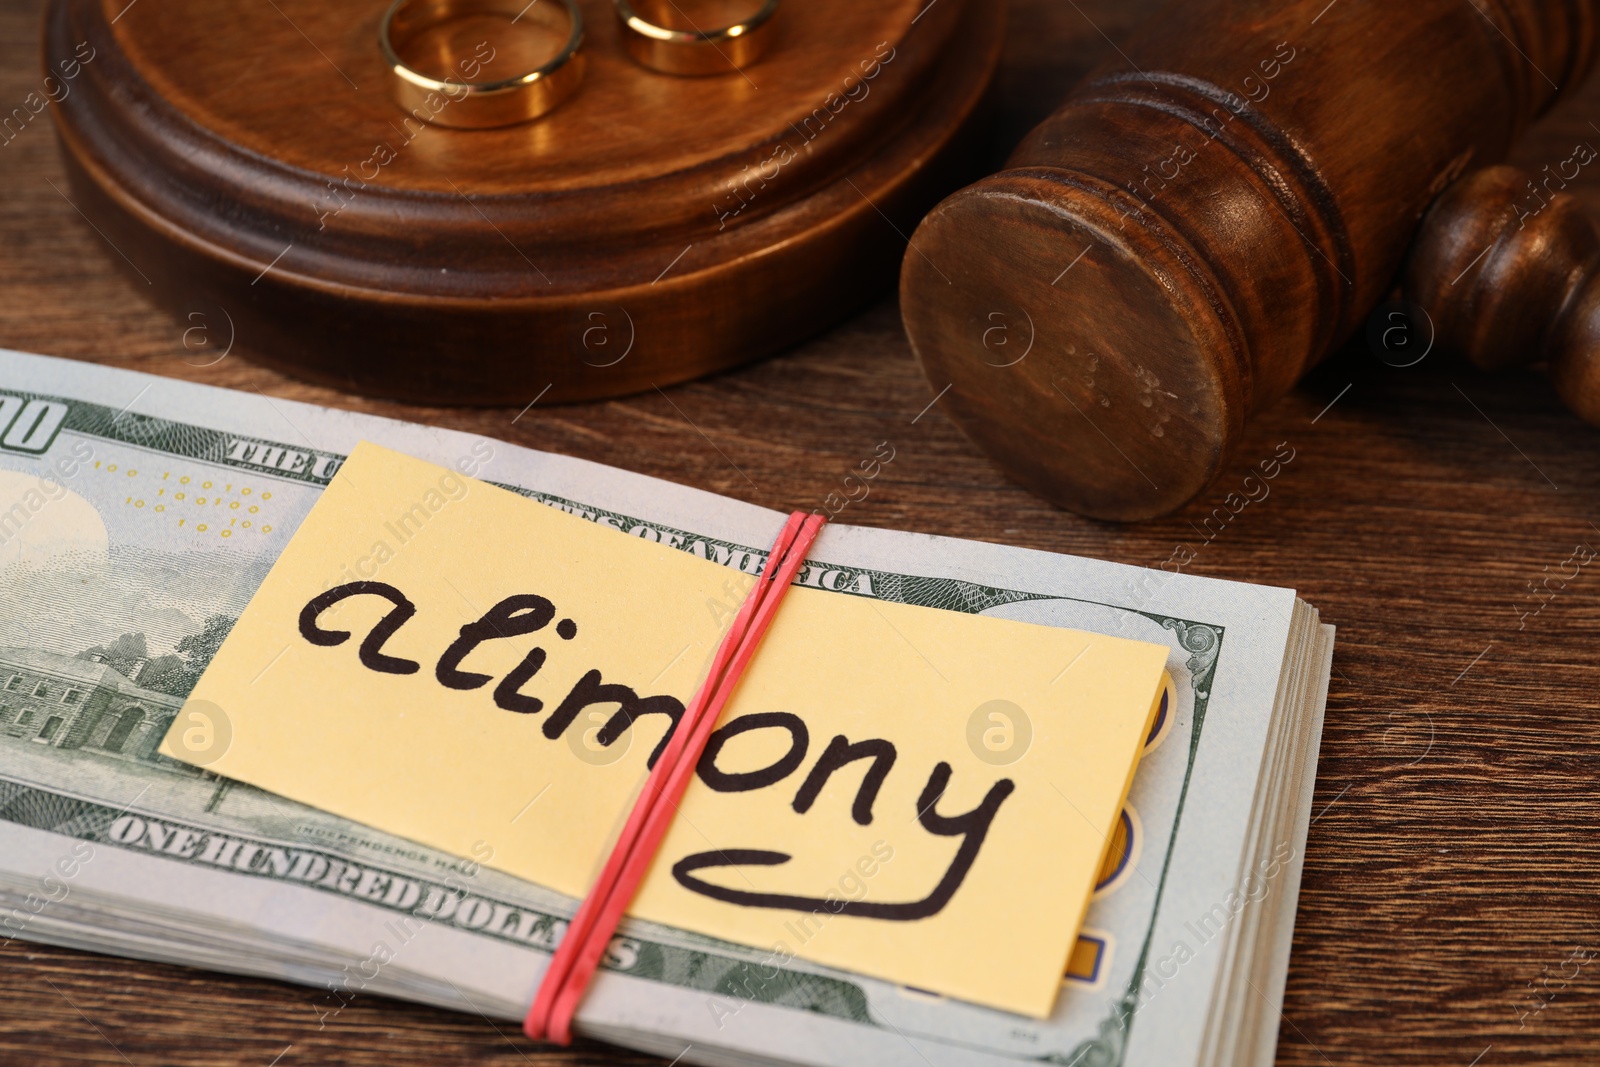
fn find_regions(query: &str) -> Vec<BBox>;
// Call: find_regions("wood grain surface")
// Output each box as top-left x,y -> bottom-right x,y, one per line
3,0 -> 1600,1064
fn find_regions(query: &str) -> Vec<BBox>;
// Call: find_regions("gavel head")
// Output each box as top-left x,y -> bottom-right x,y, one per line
900,1 -> 1600,522
901,78 -> 1313,522
901,193 -> 1227,523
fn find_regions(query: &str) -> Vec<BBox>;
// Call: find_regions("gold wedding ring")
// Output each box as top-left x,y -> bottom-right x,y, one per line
615,0 -> 780,76
381,0 -> 585,128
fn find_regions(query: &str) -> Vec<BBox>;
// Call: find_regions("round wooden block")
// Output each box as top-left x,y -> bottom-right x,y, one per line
46,0 -> 1003,403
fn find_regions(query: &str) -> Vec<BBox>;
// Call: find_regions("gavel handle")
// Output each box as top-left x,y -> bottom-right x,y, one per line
1406,164 -> 1600,426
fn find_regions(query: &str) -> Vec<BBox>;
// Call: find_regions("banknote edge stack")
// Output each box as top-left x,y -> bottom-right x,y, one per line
0,349 -> 1334,1067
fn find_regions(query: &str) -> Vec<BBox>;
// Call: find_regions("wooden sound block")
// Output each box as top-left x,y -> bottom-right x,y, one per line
46,0 -> 1003,403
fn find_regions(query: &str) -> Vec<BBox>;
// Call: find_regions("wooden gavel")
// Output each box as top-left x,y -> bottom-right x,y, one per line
901,0 -> 1600,520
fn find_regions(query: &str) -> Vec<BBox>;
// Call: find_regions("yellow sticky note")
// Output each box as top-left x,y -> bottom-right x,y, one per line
163,442 -> 1170,1018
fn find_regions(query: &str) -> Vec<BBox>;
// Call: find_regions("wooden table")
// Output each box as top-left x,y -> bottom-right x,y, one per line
2,1 -> 1599,1064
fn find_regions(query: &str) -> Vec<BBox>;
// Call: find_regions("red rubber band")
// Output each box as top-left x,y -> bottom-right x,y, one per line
524,510 -> 827,1045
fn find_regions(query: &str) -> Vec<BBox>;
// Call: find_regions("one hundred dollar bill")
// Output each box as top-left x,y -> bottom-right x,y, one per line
0,349 -> 1332,1067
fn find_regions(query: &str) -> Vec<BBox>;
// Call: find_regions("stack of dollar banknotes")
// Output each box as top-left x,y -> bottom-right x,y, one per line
0,349 -> 1333,1067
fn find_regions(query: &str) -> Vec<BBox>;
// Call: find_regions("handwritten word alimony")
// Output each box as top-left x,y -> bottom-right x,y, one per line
296,581 -> 1015,923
